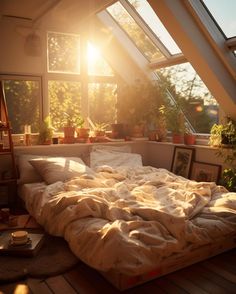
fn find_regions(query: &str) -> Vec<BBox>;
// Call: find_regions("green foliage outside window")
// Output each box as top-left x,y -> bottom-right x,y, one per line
3,80 -> 40,134
49,81 -> 82,131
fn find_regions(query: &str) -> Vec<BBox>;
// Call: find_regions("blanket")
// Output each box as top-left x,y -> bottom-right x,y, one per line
24,166 -> 236,275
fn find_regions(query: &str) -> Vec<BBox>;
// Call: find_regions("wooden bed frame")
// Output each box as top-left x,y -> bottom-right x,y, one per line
101,234 -> 236,291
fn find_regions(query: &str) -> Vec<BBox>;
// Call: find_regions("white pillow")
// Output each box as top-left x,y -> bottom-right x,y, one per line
29,157 -> 93,184
90,150 -> 143,169
91,144 -> 131,153
17,154 -> 45,184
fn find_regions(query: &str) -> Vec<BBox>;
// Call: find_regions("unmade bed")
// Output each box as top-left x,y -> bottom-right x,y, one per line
16,149 -> 236,290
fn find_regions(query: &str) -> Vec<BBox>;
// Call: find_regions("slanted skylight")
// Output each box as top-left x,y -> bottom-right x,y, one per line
202,0 -> 236,38
106,1 -> 165,62
127,0 -> 181,55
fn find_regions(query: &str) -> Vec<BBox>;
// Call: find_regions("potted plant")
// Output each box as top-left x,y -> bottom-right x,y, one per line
211,117 -> 236,191
63,112 -> 76,144
184,126 -> 196,145
165,103 -> 185,144
94,122 -> 108,137
76,117 -> 90,141
38,116 -> 54,144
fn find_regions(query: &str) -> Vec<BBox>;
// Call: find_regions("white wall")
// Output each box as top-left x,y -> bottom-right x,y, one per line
0,21 -> 44,74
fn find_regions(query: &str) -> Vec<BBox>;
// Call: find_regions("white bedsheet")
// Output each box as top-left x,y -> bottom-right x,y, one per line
23,166 -> 236,275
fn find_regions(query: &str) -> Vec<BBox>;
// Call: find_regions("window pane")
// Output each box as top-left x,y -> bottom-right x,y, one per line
3,79 -> 40,134
202,0 -> 236,38
87,42 -> 114,76
48,32 -> 80,73
88,83 -> 117,127
127,0 -> 181,55
107,2 -> 164,61
49,81 -> 81,131
156,63 -> 219,133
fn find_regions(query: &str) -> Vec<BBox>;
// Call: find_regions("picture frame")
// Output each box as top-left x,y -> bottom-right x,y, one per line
171,147 -> 194,178
190,161 -> 221,183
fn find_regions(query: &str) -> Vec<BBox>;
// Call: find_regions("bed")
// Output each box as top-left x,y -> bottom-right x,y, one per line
16,146 -> 236,290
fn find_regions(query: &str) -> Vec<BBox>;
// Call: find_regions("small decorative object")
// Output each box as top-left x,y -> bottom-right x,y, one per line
171,146 -> 195,178
190,161 -> 221,183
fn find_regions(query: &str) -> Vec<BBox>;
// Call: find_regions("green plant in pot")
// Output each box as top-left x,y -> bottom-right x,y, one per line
94,122 -> 108,137
165,103 -> 185,144
38,116 -> 54,144
211,117 -> 236,191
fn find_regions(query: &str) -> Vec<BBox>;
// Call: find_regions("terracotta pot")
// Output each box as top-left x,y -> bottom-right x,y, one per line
184,134 -> 196,145
64,126 -> 75,138
77,128 -> 90,139
172,133 -> 184,144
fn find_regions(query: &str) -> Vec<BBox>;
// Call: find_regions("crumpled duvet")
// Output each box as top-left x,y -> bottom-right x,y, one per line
24,166 -> 236,275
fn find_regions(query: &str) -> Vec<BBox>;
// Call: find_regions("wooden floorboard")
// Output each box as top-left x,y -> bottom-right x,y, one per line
0,249 -> 236,294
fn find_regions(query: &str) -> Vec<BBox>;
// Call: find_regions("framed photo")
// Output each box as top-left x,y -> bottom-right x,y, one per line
171,147 -> 194,178
190,161 -> 221,183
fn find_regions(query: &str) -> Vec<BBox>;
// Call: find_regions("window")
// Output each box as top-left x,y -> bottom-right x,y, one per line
202,0 -> 236,38
156,63 -> 219,133
107,1 -> 164,61
127,0 -> 181,55
88,83 -> 117,127
47,32 -> 80,73
49,81 -> 82,131
1,76 -> 41,134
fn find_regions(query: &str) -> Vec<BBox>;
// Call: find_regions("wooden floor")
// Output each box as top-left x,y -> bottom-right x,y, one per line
1,248 -> 236,294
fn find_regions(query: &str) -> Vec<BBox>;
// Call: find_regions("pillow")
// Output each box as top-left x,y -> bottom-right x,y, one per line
17,154 -> 45,184
90,150 -> 143,169
91,144 -> 132,153
29,157 -> 93,184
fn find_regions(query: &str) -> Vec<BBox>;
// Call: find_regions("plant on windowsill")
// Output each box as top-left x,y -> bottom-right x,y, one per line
210,117 -> 236,191
184,126 -> 196,145
38,116 -> 54,145
165,103 -> 185,144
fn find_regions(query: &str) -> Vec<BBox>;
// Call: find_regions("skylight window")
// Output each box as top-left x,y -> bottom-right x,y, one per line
202,0 -> 236,38
106,1 -> 164,61
127,0 -> 181,55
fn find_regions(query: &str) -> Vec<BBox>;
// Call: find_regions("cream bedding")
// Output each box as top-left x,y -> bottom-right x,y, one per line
23,166 -> 236,276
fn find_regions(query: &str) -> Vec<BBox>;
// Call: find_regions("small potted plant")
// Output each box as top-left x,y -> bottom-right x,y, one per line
184,126 -> 196,145
76,117 -> 90,141
94,122 -> 108,137
63,112 -> 76,144
38,116 -> 54,145
165,103 -> 185,144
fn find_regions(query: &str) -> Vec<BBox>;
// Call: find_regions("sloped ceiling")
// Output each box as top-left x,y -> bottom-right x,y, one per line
0,0 -> 115,24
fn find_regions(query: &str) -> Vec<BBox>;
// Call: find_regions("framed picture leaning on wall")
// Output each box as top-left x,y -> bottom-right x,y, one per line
190,161 -> 221,183
171,147 -> 195,179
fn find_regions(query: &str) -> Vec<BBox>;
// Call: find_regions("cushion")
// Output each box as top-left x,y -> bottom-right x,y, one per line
29,157 -> 93,184
17,154 -> 45,184
90,150 -> 143,169
91,144 -> 132,153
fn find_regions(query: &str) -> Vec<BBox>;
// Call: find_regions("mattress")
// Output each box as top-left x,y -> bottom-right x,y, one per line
18,166 -> 236,290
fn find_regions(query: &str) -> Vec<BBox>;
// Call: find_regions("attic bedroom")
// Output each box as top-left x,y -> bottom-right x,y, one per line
0,0 -> 236,293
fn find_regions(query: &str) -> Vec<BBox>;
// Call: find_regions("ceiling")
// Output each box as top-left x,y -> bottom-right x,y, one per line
0,0 -> 114,24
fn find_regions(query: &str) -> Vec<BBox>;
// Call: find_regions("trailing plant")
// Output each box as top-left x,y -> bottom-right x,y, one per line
210,117 -> 236,191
